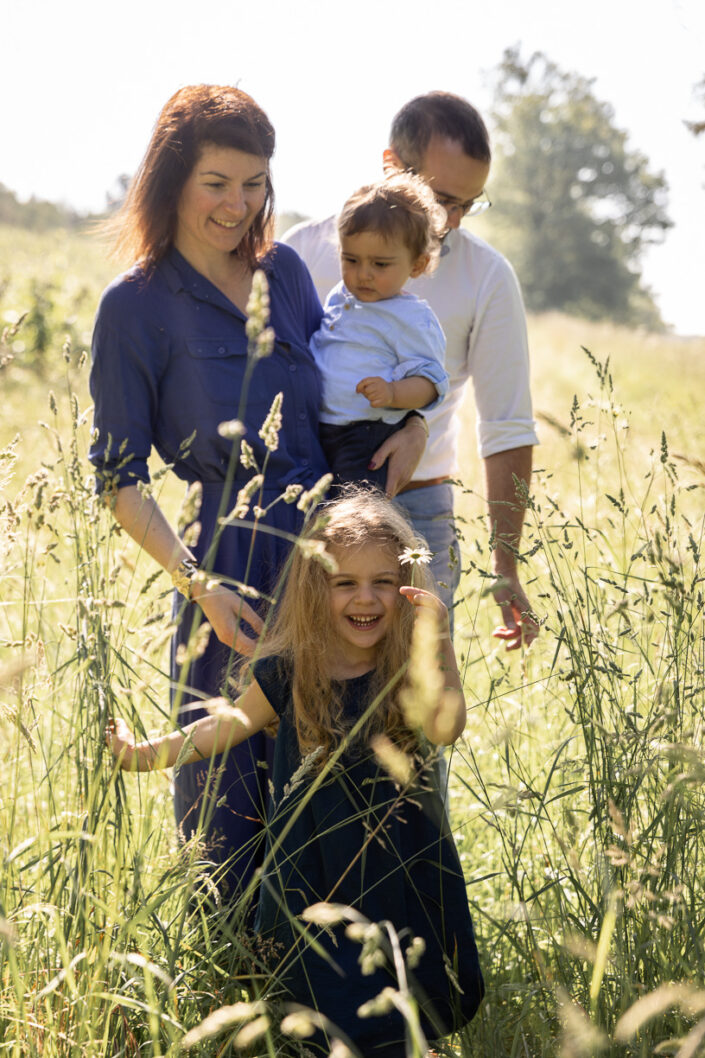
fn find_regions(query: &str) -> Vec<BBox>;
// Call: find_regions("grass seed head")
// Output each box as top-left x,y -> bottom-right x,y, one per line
180,1001 -> 266,1048
357,986 -> 397,1018
280,1010 -> 316,1037
399,605 -> 443,728
370,733 -> 413,786
258,391 -> 283,451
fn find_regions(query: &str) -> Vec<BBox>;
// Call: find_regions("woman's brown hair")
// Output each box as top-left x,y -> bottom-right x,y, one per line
107,84 -> 275,270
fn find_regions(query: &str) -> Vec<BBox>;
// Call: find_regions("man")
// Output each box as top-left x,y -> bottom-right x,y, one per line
283,92 -> 539,648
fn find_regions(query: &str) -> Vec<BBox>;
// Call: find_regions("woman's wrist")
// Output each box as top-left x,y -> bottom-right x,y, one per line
171,557 -> 200,600
401,410 -> 429,437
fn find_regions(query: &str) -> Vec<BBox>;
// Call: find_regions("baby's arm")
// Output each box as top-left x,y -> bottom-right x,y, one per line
356,375 -> 437,410
107,681 -> 276,771
399,586 -> 466,745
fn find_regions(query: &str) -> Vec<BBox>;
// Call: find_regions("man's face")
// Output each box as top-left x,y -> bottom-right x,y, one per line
395,136 -> 491,231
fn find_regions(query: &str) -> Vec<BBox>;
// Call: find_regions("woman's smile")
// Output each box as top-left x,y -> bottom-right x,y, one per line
211,217 -> 242,229
175,143 -> 268,269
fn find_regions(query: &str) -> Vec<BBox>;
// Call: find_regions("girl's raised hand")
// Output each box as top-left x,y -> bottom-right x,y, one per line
399,586 -> 465,743
399,586 -> 450,634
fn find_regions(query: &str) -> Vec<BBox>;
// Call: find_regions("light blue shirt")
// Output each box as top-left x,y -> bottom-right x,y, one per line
310,281 -> 448,426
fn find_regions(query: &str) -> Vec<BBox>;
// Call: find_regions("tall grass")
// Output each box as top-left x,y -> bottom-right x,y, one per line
2,226 -> 705,1055
451,347 -> 705,1056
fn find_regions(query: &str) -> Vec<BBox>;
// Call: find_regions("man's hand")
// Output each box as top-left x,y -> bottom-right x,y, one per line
357,376 -> 394,408
369,417 -> 426,497
491,573 -> 539,651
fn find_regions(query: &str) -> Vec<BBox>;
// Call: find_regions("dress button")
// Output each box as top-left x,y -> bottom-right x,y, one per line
218,346 -> 225,354
344,303 -> 351,311
289,364 -> 297,372
298,412 -> 306,420
302,458 -> 310,466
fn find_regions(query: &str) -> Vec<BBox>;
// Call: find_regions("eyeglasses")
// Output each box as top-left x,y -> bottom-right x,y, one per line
433,189 -> 492,218
394,156 -> 492,219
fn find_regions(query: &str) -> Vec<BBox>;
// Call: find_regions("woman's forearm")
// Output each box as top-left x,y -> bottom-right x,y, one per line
112,485 -> 193,574
111,485 -> 264,653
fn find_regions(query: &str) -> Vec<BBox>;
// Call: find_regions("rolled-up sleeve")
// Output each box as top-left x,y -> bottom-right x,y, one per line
469,256 -> 538,459
390,300 -> 449,410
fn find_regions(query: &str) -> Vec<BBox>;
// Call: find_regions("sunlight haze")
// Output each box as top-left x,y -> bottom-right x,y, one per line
3,0 -> 704,334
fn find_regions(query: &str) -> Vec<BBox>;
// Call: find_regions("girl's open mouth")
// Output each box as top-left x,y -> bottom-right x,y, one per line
347,615 -> 381,629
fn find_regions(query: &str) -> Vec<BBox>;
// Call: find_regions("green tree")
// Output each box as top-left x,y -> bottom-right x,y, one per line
0,181 -> 84,230
485,47 -> 672,328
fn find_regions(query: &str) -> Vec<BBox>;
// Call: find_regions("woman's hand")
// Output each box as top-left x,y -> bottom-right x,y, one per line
369,416 -> 427,497
192,579 -> 265,656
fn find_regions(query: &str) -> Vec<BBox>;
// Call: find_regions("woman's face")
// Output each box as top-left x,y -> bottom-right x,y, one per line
175,143 -> 268,267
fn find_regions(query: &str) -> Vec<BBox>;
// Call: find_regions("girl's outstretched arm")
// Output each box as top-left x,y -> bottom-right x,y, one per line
107,680 -> 276,772
399,586 -> 466,745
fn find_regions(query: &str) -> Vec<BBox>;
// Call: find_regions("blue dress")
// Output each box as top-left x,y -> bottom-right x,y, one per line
253,656 -> 484,1057
90,245 -> 328,890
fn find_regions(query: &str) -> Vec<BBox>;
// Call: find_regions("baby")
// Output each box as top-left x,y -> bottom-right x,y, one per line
310,172 -> 449,490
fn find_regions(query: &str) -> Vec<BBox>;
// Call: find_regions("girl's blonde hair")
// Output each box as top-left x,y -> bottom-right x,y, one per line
337,172 -> 446,273
249,488 -> 434,761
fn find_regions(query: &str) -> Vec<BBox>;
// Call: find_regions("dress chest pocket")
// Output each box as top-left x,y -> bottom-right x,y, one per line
185,337 -> 254,407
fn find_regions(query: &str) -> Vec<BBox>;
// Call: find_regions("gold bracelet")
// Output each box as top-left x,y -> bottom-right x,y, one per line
171,558 -> 199,600
408,413 -> 429,437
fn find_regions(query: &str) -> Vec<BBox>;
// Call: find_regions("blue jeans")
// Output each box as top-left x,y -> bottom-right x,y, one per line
394,482 -> 460,629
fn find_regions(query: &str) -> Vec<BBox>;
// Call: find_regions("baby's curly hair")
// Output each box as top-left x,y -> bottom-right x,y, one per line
337,172 -> 446,274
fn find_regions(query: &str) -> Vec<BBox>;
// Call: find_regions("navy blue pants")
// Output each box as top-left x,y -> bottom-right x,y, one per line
319,418 -> 404,490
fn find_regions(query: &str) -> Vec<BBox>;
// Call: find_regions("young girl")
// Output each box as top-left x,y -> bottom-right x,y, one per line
109,491 -> 483,1056
311,173 -> 449,490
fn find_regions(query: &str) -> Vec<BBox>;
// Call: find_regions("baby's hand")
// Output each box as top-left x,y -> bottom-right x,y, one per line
356,376 -> 394,408
106,717 -> 139,771
399,586 -> 450,634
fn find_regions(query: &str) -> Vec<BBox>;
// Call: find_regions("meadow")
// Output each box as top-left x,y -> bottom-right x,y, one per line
1,224 -> 705,1057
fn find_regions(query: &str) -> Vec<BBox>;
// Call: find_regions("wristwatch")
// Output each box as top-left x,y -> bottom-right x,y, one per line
403,410 -> 429,437
171,558 -> 199,600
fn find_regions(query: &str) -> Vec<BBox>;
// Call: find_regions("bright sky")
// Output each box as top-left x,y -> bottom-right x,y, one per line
3,0 -> 704,335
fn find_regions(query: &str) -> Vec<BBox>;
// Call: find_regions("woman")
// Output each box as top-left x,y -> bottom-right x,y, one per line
90,85 -> 425,897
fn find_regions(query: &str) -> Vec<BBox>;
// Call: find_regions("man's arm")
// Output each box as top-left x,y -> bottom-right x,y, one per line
484,445 -> 538,649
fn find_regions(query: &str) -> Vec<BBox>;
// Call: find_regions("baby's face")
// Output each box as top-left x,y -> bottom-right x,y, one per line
339,231 -> 428,303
